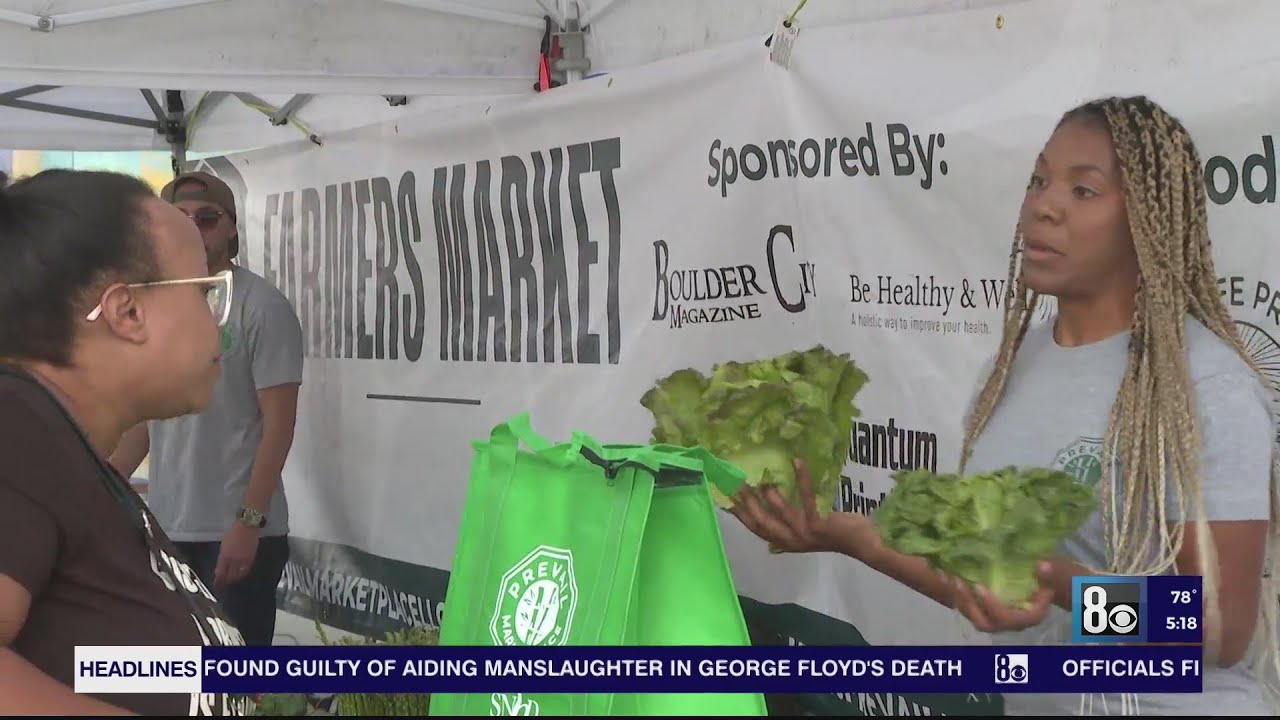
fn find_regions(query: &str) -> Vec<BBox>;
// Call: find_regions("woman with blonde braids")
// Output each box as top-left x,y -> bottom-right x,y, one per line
730,94 -> 1280,716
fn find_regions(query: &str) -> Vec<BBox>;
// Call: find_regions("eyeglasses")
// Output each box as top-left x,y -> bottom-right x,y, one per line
85,270 -> 235,327
181,208 -> 226,231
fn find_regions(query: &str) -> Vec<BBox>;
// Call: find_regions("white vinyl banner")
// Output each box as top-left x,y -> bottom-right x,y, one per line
190,0 -> 1280,714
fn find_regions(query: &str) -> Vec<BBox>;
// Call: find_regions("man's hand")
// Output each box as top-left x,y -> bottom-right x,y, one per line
214,523 -> 259,588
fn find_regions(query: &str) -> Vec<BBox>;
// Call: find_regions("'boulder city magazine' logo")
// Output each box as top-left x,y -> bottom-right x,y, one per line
651,224 -> 816,330
490,545 -> 579,648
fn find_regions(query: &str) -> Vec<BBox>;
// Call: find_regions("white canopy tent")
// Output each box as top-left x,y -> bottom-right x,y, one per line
0,0 -> 1017,160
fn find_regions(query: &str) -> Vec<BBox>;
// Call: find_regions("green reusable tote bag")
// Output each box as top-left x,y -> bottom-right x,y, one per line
429,413 -> 768,717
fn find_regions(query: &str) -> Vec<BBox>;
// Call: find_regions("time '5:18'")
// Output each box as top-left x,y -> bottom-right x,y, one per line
1166,616 -> 1199,631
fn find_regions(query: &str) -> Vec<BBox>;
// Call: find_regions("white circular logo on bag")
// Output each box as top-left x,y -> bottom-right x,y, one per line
490,545 -> 578,647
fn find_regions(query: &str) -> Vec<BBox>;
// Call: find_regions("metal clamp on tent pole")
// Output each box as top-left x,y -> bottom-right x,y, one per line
233,92 -> 322,146
269,94 -> 312,127
164,91 -> 187,174
553,2 -> 590,84
141,89 -> 188,174
534,1 -> 592,91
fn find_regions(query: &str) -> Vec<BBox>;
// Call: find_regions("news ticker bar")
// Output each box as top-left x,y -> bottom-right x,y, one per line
75,644 -> 1204,696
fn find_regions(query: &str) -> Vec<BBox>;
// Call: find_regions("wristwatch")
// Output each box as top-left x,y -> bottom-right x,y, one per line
236,507 -> 267,529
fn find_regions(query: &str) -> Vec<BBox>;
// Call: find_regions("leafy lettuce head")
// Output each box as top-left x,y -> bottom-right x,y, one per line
874,466 -> 1097,606
640,345 -> 869,514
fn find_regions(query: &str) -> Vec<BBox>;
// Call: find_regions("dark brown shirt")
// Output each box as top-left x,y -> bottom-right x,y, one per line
0,367 -> 250,715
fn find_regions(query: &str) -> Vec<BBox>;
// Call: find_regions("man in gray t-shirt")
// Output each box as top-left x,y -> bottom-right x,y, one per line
112,172 -> 303,647
963,316 -> 1275,716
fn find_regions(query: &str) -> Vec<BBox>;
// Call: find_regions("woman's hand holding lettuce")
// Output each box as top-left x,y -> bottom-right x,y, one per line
874,465 -> 1096,606
728,457 -> 871,555
640,345 -> 1094,633
730,459 -> 1078,633
873,466 -> 1097,632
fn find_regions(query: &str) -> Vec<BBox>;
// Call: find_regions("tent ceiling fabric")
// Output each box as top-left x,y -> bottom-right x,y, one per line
0,0 -> 1018,152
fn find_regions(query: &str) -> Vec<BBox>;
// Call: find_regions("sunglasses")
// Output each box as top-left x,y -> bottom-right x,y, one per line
182,208 -> 226,231
85,270 -> 235,327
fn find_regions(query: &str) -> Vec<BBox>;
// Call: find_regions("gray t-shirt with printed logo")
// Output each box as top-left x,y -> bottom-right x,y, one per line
147,265 -> 304,543
963,315 -> 1275,716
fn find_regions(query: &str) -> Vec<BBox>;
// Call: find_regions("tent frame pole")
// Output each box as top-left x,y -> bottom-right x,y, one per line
160,90 -> 187,175
232,92 -> 322,145
0,86 -> 59,102
270,94 -> 312,127
0,92 -> 158,130
0,0 -> 580,153
0,0 -> 227,32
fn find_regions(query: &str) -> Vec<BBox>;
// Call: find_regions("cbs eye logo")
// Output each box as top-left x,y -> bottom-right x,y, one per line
1106,603 -> 1138,633
1081,584 -> 1141,637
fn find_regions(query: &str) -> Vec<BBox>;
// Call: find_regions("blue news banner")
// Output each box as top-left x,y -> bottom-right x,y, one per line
181,644 -> 1202,695
77,576 -> 1205,696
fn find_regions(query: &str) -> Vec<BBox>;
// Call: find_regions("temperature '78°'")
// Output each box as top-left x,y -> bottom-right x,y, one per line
1171,590 -> 1197,604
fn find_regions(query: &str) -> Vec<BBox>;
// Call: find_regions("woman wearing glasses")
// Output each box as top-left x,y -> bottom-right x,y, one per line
0,169 -> 251,715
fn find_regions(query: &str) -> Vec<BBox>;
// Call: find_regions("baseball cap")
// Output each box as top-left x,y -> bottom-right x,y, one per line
160,171 -> 237,220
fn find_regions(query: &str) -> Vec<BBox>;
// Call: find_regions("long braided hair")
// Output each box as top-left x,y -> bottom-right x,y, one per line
958,95 -> 1280,705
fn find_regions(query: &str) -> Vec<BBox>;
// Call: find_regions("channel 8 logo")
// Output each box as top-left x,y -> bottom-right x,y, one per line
1073,577 -> 1145,642
994,653 -> 1028,684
